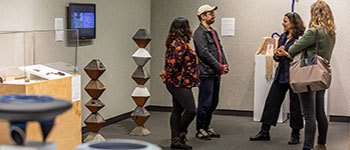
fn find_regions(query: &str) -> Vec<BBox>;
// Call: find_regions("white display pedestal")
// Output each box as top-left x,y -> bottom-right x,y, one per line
254,55 -> 288,123
0,142 -> 56,150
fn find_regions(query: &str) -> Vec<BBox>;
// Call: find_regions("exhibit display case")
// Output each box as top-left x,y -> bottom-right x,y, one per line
0,29 -> 81,150
0,29 -> 78,84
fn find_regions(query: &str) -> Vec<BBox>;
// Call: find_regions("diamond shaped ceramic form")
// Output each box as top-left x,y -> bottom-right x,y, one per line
85,80 -> 106,99
131,106 -> 151,126
131,86 -> 150,106
85,99 -> 105,113
132,48 -> 151,67
132,66 -> 150,85
84,113 -> 106,132
84,59 -> 106,80
132,29 -> 152,48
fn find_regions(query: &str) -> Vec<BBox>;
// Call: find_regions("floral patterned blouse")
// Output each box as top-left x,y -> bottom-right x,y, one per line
163,40 -> 200,88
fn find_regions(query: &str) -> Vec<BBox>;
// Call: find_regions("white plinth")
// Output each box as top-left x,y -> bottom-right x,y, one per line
84,132 -> 106,142
254,55 -> 288,123
0,142 -> 56,150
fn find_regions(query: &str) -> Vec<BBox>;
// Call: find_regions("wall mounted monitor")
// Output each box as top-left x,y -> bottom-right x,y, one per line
68,3 -> 96,40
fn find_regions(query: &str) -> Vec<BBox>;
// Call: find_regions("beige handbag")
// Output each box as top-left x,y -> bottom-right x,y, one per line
289,29 -> 332,93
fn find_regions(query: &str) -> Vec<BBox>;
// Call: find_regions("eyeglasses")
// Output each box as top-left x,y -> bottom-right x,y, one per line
207,12 -> 215,17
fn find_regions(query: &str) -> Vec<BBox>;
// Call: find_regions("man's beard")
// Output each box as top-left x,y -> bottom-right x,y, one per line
206,19 -> 215,25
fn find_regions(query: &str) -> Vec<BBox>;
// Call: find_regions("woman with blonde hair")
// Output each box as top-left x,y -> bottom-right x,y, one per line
281,0 -> 336,149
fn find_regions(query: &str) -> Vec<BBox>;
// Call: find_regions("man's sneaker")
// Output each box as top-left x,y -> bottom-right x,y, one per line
302,146 -> 313,150
195,129 -> 211,140
207,128 -> 221,138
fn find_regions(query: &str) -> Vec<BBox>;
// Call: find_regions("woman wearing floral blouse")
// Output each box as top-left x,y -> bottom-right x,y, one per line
159,17 -> 199,150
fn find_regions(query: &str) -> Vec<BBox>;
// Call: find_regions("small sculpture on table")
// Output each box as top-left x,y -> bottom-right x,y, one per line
256,37 -> 278,56
256,37 -> 279,80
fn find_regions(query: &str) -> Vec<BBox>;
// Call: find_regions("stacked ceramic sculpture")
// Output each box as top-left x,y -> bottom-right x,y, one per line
83,59 -> 106,142
130,29 -> 152,136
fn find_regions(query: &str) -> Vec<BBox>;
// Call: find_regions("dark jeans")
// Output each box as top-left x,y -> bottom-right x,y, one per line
196,77 -> 221,131
166,84 -> 196,138
299,90 -> 328,148
260,80 -> 303,131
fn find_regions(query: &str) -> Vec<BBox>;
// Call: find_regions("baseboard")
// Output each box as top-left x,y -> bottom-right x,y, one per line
146,105 -> 172,112
146,105 -> 350,123
146,105 -> 253,117
329,115 -> 350,122
82,111 -> 132,134
82,106 -> 349,133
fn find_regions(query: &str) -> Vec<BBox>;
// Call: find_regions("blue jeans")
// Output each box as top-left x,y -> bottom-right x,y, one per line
299,90 -> 327,148
196,77 -> 221,131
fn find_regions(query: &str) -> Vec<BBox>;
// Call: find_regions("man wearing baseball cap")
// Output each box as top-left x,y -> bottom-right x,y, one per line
193,4 -> 229,140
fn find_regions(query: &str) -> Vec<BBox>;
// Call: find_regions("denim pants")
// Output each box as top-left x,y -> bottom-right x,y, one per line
299,90 -> 328,148
196,77 -> 221,131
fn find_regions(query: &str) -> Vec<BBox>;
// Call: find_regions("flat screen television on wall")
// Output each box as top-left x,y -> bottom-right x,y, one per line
68,3 -> 96,40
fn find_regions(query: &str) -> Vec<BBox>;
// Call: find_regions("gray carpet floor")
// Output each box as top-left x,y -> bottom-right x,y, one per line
90,111 -> 349,150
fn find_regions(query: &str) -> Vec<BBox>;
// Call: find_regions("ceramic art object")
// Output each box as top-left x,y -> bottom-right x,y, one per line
83,59 -> 107,142
130,29 -> 152,136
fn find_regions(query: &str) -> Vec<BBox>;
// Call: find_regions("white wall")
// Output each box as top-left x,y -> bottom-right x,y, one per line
0,0 -> 151,121
0,0 -> 348,120
150,0 -> 350,116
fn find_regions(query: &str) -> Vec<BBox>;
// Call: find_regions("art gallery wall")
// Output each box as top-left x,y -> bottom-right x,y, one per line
0,0 -> 151,122
150,0 -> 350,116
0,0 -> 348,125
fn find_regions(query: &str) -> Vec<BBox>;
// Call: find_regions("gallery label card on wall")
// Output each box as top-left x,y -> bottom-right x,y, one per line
72,75 -> 81,102
221,18 -> 235,37
54,18 -> 64,42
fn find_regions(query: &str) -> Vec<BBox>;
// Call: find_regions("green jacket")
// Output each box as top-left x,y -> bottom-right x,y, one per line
288,27 -> 336,61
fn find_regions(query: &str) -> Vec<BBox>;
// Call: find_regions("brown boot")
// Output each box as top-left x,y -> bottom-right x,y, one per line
179,132 -> 188,144
170,137 -> 192,149
314,144 -> 327,150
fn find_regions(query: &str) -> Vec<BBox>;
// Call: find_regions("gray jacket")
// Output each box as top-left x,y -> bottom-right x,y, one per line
193,23 -> 228,77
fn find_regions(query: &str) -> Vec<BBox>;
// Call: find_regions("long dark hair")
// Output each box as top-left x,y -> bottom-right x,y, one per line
165,17 -> 192,47
285,12 -> 306,38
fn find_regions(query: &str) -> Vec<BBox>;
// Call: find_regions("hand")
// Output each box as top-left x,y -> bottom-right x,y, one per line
221,64 -> 229,75
159,70 -> 166,82
278,49 -> 289,56
275,46 -> 285,56
279,45 -> 286,50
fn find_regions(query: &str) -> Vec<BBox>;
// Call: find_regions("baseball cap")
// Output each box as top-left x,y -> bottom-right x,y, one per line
197,4 -> 218,16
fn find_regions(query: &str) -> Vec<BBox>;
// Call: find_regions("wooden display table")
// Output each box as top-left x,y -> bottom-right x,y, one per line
0,76 -> 81,150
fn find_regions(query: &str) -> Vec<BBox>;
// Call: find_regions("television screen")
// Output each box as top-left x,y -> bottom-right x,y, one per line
68,3 -> 96,39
